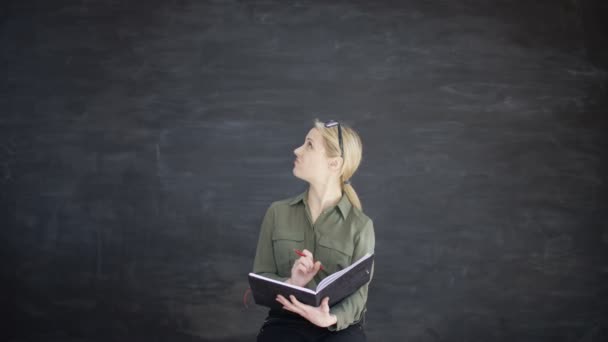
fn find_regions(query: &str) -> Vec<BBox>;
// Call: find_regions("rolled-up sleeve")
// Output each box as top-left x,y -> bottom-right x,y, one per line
328,219 -> 376,331
252,203 -> 288,282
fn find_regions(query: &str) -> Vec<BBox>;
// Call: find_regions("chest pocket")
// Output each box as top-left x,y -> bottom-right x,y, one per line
272,230 -> 305,277
316,235 -> 354,273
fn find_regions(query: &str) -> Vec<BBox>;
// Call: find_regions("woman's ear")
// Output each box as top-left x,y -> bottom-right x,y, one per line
328,157 -> 342,170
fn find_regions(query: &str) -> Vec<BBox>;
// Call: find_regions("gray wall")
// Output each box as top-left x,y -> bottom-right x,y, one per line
2,0 -> 607,341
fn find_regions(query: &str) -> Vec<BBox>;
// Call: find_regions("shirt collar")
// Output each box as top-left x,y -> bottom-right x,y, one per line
288,191 -> 306,206
288,188 -> 352,219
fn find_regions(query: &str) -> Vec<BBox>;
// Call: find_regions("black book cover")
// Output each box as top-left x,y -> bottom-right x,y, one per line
248,253 -> 374,309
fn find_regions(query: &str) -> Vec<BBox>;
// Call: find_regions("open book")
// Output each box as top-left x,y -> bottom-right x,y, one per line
248,253 -> 374,309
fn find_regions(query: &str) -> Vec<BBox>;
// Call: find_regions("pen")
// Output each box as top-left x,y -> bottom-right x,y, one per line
294,249 -> 324,270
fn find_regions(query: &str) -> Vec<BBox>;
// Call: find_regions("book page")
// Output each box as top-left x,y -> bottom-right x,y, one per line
316,253 -> 373,292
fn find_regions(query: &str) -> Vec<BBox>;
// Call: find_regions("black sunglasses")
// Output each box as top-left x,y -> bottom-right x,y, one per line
324,120 -> 343,158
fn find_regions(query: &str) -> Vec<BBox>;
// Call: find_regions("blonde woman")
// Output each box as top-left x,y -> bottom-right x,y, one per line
253,119 -> 375,341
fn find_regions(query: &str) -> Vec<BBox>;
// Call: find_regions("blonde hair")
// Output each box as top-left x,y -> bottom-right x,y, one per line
313,119 -> 363,210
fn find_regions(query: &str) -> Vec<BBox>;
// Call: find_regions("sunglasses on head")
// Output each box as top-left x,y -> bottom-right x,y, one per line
324,120 -> 343,158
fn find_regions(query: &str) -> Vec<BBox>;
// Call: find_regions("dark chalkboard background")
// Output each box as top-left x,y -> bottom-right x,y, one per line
2,0 -> 607,341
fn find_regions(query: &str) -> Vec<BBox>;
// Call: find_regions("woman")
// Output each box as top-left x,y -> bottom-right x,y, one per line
253,119 -> 375,341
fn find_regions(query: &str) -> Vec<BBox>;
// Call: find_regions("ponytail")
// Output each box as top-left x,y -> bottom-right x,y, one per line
342,181 -> 362,210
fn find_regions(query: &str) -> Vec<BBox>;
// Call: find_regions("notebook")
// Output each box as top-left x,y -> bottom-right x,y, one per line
248,253 -> 374,309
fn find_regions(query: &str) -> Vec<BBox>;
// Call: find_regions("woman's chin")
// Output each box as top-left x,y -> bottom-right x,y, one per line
292,169 -> 305,180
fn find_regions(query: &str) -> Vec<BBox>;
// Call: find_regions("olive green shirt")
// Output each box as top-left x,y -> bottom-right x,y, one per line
252,189 -> 375,331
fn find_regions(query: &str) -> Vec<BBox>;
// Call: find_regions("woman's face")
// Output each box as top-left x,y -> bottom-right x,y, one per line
293,128 -> 332,184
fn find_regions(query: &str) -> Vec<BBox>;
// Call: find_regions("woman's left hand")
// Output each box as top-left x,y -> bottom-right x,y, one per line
276,295 -> 337,328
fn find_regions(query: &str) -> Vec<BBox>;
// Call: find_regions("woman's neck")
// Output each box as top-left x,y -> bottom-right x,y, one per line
307,180 -> 342,215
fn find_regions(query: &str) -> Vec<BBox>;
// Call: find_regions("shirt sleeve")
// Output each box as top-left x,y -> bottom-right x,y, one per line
328,218 -> 376,331
252,203 -> 289,282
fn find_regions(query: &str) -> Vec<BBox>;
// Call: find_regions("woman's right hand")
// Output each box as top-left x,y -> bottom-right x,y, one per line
286,249 -> 322,287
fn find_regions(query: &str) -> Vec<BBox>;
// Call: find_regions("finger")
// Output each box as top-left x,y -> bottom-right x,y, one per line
283,303 -> 304,316
280,298 -> 297,312
276,295 -> 288,305
296,264 -> 308,274
299,257 -> 313,271
278,295 -> 301,314
293,257 -> 310,269
299,253 -> 314,271
289,294 -> 302,305
313,261 -> 322,273
297,260 -> 315,274
282,296 -> 305,315
277,296 -> 294,310
289,295 -> 310,311
321,297 -> 330,312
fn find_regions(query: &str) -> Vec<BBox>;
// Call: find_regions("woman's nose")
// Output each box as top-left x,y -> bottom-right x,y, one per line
294,146 -> 301,156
